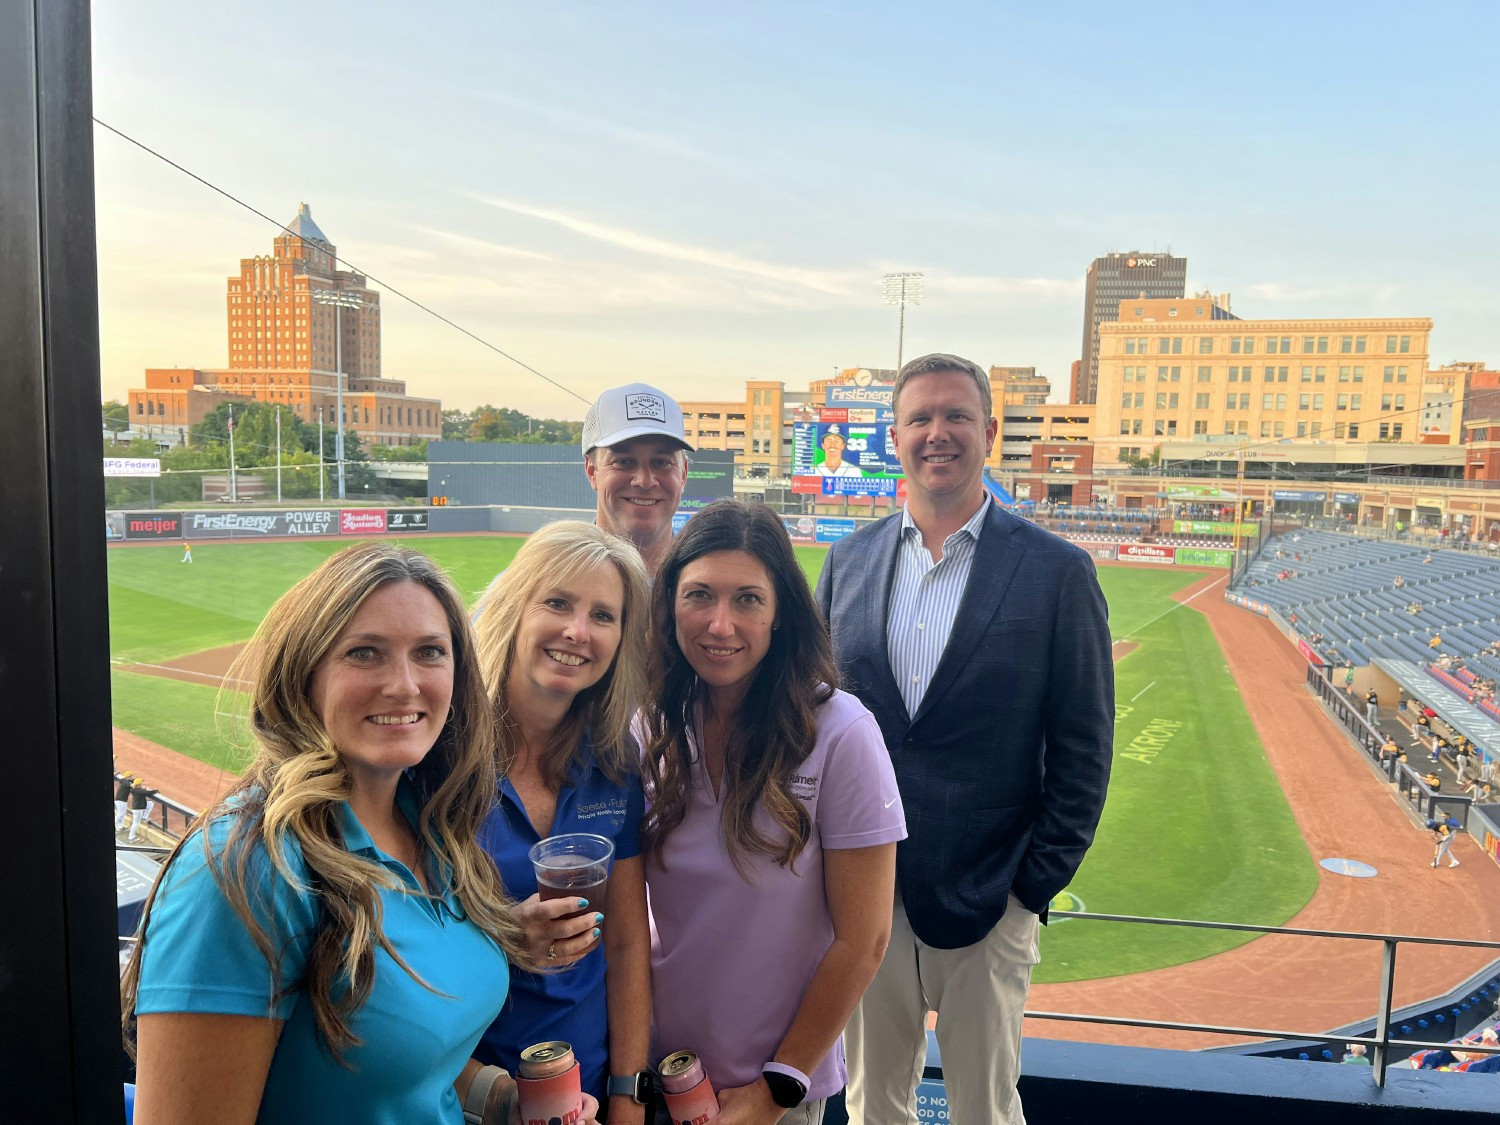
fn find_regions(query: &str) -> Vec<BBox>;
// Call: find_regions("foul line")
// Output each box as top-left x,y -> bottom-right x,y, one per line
113,659 -> 252,689
1118,573 -> 1227,644
1131,681 -> 1157,702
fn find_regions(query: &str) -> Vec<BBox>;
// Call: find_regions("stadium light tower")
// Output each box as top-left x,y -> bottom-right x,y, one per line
883,271 -> 924,372
311,288 -> 364,500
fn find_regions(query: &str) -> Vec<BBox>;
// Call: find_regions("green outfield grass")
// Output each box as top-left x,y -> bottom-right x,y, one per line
107,537 -> 1317,981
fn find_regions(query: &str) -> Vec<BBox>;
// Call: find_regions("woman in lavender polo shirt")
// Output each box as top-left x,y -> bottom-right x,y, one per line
639,501 -> 906,1124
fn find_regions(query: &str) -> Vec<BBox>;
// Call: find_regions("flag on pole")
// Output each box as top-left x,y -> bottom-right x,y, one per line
227,406 -> 235,434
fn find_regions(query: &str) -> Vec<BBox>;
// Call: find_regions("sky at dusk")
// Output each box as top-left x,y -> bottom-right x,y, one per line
92,1 -> 1500,417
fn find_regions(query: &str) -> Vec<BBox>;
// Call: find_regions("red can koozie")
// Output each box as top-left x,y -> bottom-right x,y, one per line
658,1050 -> 719,1125
517,1041 -> 583,1125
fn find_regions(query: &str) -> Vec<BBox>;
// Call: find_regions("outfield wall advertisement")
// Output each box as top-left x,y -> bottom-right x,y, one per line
1172,520 -> 1258,537
1116,543 -> 1177,564
110,507 -> 434,541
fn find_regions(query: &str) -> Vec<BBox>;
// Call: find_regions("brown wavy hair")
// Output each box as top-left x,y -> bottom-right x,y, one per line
640,500 -> 837,875
121,541 -> 528,1062
472,521 -> 649,788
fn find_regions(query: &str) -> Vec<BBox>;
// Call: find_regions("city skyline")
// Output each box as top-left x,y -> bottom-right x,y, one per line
92,2 -> 1499,416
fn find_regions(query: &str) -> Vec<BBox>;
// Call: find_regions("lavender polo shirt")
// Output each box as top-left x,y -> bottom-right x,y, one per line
645,690 -> 907,1100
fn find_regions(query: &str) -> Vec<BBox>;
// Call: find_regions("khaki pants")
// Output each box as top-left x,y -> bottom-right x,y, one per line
845,892 -> 1039,1125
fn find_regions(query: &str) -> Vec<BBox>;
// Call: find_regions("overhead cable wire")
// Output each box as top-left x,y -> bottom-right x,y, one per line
92,118 -> 590,405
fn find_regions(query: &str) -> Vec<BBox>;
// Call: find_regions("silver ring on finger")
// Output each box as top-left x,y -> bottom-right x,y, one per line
547,942 -> 557,961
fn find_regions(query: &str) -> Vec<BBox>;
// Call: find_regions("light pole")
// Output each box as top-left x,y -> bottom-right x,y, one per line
883,272 -> 924,372
311,288 -> 363,500
317,405 -> 325,503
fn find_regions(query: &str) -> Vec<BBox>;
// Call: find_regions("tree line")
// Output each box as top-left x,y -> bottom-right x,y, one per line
102,400 -> 581,506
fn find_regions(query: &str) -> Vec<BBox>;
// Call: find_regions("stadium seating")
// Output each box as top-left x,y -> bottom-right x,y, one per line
1229,531 -> 1500,670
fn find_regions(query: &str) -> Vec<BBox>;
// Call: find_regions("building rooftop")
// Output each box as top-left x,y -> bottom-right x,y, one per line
284,202 -> 329,246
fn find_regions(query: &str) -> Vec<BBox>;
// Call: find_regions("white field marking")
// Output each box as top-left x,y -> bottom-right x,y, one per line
116,660 -> 252,689
1117,573 -> 1226,643
1131,681 -> 1157,702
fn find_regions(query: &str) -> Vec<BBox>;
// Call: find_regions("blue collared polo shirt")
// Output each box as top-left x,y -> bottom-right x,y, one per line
137,779 -> 511,1123
474,735 -> 643,1100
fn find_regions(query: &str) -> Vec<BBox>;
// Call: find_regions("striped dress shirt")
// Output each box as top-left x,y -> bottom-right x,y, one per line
886,496 -> 990,717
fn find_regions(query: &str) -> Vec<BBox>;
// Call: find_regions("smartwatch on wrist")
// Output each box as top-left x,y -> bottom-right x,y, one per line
607,1070 -> 653,1105
761,1063 -> 808,1109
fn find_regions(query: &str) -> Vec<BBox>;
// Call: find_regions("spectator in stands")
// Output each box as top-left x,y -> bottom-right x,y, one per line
1431,816 -> 1460,868
1429,634 -> 1443,650
114,771 -> 134,832
1365,688 -> 1379,726
122,543 -> 593,1125
1406,602 -> 1422,615
1341,1044 -> 1371,1065
1423,553 -> 1434,564
469,522 -> 653,1119
1393,574 -> 1406,589
1343,662 -> 1356,697
127,780 -> 158,843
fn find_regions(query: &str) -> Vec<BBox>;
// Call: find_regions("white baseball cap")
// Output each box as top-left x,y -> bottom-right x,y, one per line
581,383 -> 694,454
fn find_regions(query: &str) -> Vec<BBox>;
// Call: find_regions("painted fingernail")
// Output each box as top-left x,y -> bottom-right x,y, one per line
577,899 -> 589,909
594,913 -> 604,924
592,927 -> 601,938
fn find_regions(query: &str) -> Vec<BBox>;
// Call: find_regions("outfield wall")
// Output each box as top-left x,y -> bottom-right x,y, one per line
105,505 -> 1235,567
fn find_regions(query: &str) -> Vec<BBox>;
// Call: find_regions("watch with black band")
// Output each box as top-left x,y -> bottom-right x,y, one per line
761,1063 -> 808,1109
607,1070 -> 653,1105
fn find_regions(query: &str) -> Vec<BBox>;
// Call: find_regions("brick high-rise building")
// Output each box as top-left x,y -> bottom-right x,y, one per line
1076,251 -> 1188,404
127,204 -> 440,447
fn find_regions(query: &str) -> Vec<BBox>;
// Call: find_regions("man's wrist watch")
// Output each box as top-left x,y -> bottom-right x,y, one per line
761,1063 -> 809,1109
607,1070 -> 653,1105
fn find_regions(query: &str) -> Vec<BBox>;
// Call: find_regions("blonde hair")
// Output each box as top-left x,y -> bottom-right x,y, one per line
473,521 -> 649,786
122,541 -> 527,1061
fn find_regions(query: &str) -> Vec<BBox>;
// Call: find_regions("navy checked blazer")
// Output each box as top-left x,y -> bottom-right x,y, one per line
815,503 -> 1113,949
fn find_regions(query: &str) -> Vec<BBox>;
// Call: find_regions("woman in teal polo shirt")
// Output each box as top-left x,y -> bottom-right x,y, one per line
123,542 -> 589,1124
471,522 -> 653,1125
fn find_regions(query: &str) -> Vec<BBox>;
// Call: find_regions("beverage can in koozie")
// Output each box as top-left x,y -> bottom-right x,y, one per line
658,1050 -> 718,1125
517,1041 -> 583,1125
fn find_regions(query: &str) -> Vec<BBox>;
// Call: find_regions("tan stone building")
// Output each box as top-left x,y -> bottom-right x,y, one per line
1093,298 -> 1433,467
127,204 -> 440,447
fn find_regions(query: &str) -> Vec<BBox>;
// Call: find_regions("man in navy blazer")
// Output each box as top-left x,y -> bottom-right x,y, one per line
816,353 -> 1113,1125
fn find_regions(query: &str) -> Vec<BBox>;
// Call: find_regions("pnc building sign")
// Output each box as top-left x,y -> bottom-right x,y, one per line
1125,257 -> 1158,268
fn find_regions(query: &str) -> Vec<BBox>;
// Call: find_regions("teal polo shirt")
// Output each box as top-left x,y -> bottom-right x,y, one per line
137,780 -> 510,1123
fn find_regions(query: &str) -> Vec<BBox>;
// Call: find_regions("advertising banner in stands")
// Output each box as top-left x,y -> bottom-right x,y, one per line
1296,638 -> 1326,666
1272,489 -> 1327,502
1226,592 -> 1270,616
1087,545 -> 1117,561
105,511 -> 126,540
124,512 -> 183,540
1172,520 -> 1258,537
782,516 -> 816,544
1116,543 -> 1176,564
341,509 -> 388,535
1334,492 -> 1361,505
386,508 -> 429,533
815,518 -> 858,544
1175,548 -> 1234,567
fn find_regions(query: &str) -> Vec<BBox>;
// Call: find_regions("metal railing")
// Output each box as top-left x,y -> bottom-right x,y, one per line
1025,912 -> 1500,1086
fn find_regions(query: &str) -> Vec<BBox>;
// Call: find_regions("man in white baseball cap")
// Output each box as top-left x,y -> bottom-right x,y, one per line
582,382 -> 693,574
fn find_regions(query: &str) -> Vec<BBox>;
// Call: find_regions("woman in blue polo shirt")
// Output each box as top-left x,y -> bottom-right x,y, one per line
123,543 -> 580,1125
472,522 -> 653,1125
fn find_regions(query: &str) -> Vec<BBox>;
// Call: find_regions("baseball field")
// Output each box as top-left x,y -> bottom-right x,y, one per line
107,535 -> 1317,984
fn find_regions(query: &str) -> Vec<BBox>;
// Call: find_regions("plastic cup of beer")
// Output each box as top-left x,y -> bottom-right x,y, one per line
530,833 -> 613,956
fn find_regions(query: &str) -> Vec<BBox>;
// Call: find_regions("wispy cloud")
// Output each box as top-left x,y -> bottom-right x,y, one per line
474,195 -> 863,296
